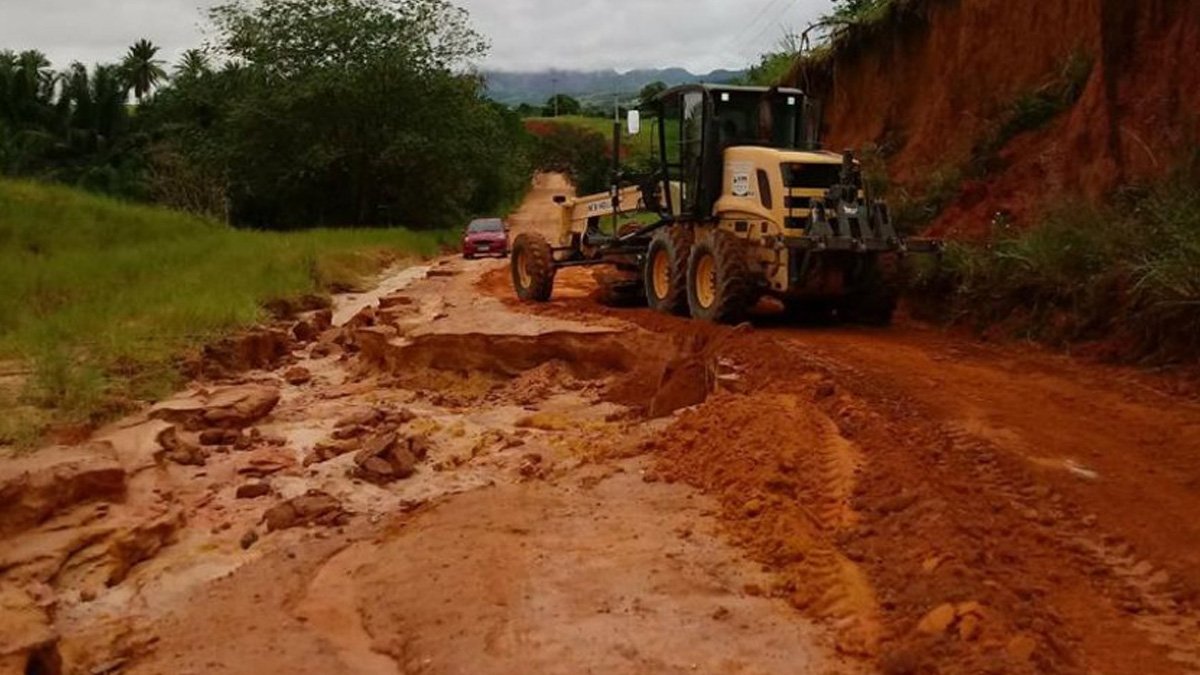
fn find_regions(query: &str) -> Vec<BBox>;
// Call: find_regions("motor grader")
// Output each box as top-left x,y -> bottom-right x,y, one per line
510,84 -> 941,324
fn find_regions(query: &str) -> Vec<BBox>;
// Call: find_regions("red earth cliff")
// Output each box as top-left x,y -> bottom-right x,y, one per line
792,0 -> 1200,238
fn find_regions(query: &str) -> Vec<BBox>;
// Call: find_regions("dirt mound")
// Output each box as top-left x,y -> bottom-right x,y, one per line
647,390 -> 882,656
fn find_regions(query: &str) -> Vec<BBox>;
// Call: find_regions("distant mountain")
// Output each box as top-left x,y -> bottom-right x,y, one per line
482,68 -> 746,107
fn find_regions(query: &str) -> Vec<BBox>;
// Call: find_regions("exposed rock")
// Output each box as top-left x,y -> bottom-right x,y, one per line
240,530 -> 259,550
310,308 -> 333,332
353,326 -> 401,364
197,328 -> 294,377
518,453 -> 549,480
151,385 -> 281,431
262,490 -> 349,532
236,483 -> 272,500
1006,634 -> 1038,661
352,433 -> 419,484
335,408 -> 384,429
155,427 -> 207,467
0,586 -> 58,675
291,309 -> 331,344
407,433 -> 433,461
378,295 -> 415,309
384,408 -> 418,426
958,613 -> 982,641
284,366 -> 313,386
916,603 -> 958,636
303,438 -> 360,466
292,319 -> 319,344
331,425 -> 368,441
346,306 -> 377,329
198,429 -> 241,447
0,444 -> 127,538
238,453 -> 294,479
105,509 -> 185,585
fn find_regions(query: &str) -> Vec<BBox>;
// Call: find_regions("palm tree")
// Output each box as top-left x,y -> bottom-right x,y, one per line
121,39 -> 167,101
173,49 -> 210,80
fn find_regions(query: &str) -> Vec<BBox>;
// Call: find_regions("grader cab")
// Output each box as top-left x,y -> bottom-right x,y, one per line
510,84 -> 941,324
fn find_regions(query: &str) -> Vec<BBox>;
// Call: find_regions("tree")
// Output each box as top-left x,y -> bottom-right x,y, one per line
174,49 -> 211,80
638,81 -> 667,106
122,39 -> 167,101
542,94 -> 581,117
529,123 -> 609,195
188,0 -> 527,229
830,0 -> 887,21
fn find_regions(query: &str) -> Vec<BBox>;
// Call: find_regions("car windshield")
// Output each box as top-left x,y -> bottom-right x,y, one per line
468,219 -> 504,233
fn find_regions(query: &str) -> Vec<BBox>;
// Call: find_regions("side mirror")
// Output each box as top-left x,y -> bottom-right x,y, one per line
626,110 -> 641,136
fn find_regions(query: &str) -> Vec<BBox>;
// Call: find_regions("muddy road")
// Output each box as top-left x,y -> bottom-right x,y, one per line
3,175 -> 1199,675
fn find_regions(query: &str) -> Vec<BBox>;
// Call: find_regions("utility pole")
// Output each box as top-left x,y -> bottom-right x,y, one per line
552,76 -> 559,117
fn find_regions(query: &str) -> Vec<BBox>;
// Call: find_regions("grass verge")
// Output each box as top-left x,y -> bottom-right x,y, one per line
907,154 -> 1200,364
0,179 -> 452,446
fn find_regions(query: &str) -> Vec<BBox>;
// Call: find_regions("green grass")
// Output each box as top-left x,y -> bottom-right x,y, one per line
0,179 -> 451,444
908,154 -> 1200,363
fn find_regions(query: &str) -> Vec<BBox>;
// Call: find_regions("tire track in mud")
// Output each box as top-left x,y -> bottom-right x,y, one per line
765,336 -> 1200,674
480,253 -> 1200,672
938,423 -> 1200,673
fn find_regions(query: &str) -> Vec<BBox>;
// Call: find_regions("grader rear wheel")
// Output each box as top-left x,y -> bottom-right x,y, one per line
687,229 -> 754,324
511,233 -> 555,302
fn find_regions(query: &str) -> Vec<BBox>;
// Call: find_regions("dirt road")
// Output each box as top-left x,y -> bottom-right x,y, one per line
3,175 -> 1199,675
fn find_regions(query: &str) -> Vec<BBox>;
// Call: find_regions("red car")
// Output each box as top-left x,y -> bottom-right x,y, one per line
462,218 -> 510,259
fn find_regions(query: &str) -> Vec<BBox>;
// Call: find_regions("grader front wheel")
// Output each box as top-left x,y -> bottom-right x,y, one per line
511,233 -> 555,302
644,226 -> 692,316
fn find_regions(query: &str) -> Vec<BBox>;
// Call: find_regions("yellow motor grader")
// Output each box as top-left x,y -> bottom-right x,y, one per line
510,84 -> 941,324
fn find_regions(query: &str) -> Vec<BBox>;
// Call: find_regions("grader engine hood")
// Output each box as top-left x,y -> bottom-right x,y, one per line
714,146 -> 940,255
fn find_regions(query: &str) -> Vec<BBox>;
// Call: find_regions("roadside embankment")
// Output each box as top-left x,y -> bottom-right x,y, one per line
0,179 -> 453,448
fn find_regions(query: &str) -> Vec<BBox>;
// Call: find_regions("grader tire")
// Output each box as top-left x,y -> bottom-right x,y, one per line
687,229 -> 755,324
644,226 -> 693,316
839,258 -> 898,326
511,233 -> 555,302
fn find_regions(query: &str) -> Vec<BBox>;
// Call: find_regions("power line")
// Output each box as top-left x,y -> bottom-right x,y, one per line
726,0 -> 791,52
740,0 -> 803,57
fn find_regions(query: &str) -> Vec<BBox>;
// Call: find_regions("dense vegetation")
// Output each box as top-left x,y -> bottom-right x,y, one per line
909,156 -> 1200,364
0,178 -> 451,446
1,0 -> 533,230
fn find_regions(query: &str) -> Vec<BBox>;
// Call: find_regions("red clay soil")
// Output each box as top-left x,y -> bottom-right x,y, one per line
794,0 -> 1200,238
481,263 -> 1200,674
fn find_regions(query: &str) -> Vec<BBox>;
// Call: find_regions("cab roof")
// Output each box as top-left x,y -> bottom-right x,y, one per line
656,83 -> 806,102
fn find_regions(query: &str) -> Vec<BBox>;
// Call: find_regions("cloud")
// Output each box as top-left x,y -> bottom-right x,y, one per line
0,0 -> 833,72
457,0 -> 833,72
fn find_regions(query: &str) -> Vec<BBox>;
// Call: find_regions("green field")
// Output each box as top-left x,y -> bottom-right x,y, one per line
0,180 -> 452,446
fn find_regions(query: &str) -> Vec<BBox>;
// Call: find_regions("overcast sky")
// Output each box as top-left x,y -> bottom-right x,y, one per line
0,0 -> 835,73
